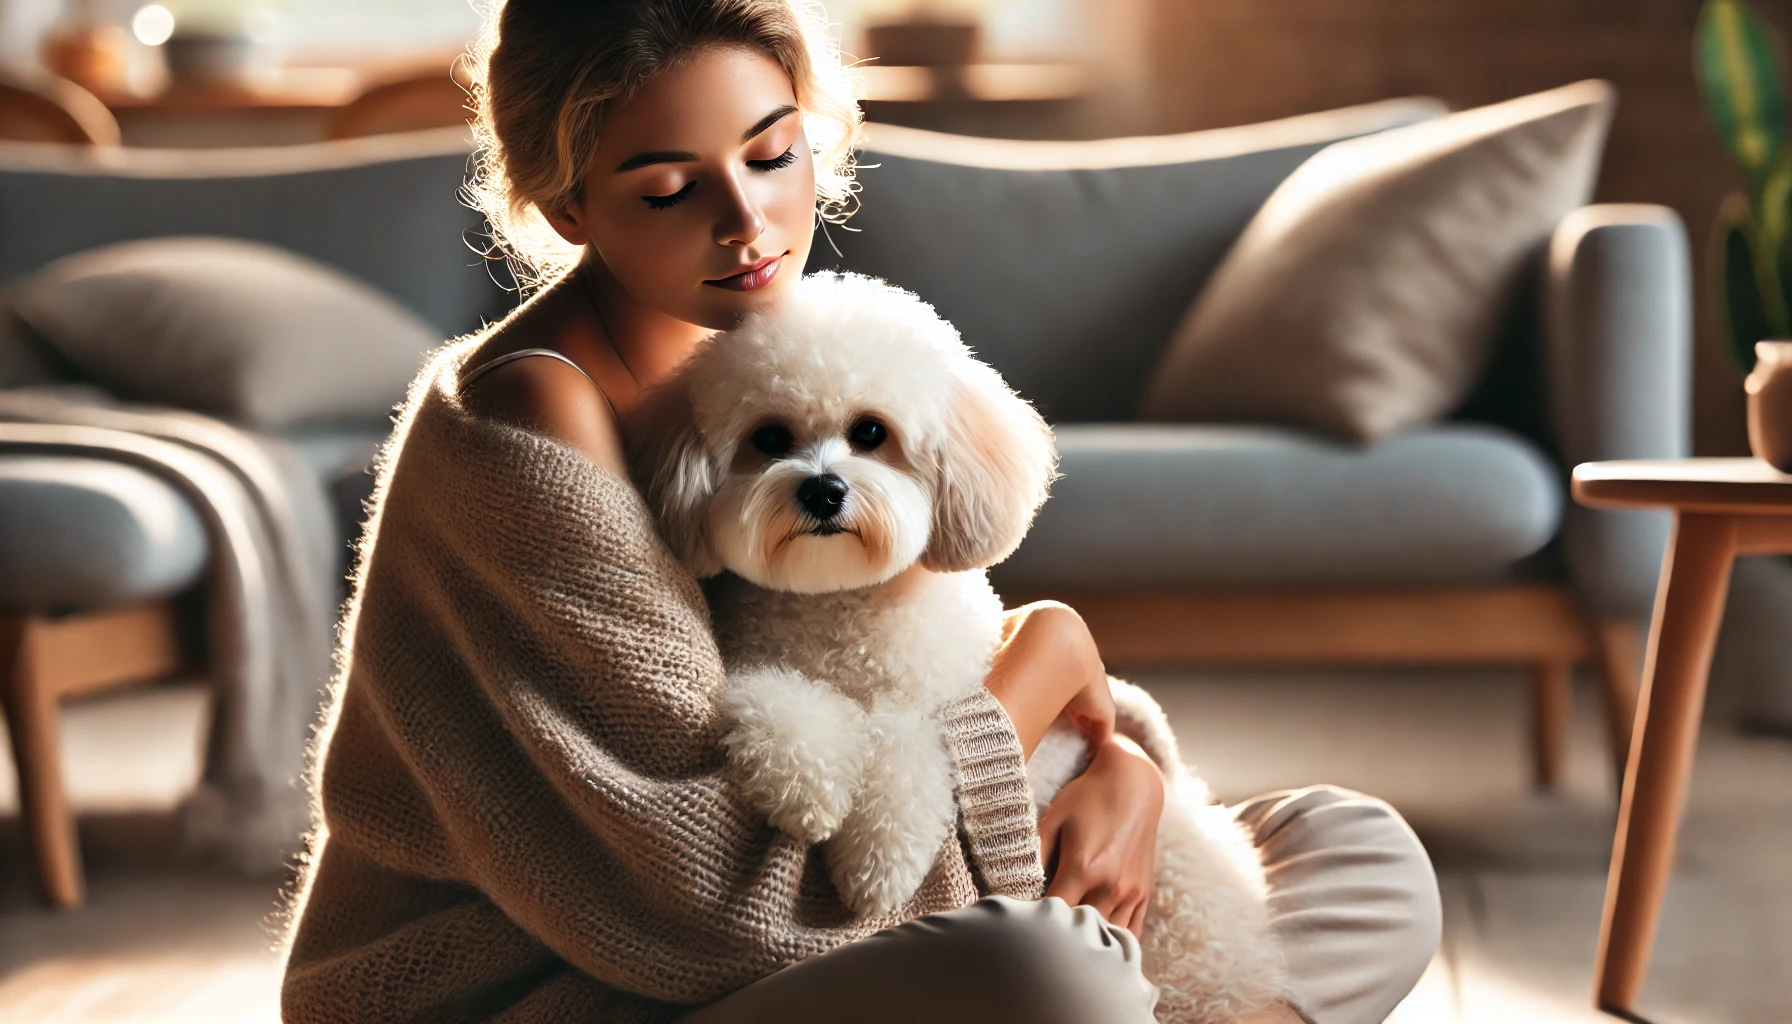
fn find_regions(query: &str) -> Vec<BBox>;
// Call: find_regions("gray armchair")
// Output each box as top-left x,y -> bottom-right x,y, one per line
815,100 -> 1693,787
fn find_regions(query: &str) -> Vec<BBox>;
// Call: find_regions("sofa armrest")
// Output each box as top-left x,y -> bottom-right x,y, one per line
1544,204 -> 1692,620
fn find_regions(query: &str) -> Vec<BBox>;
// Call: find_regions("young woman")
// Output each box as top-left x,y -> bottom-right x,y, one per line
283,3 -> 1440,1023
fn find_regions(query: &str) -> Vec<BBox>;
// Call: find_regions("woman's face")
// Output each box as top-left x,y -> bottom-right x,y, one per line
547,44 -> 817,331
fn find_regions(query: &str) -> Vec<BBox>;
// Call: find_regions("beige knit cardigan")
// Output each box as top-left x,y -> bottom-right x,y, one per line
281,340 -> 1046,1024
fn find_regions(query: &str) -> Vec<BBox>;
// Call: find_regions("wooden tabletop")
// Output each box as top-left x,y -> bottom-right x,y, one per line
1572,458 -> 1792,514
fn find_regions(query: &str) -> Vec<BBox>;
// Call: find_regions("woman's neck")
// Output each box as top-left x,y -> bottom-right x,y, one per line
578,256 -> 712,391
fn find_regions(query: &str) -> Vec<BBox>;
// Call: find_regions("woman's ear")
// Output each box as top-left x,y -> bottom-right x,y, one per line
920,359 -> 1059,573
542,199 -> 591,246
625,378 -> 723,576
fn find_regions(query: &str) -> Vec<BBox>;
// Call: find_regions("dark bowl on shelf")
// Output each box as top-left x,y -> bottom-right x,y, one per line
161,31 -> 269,86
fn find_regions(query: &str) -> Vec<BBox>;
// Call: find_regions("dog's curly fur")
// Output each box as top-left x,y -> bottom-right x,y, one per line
629,272 -> 1289,1022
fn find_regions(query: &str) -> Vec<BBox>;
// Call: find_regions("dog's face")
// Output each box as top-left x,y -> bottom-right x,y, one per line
628,272 -> 1057,594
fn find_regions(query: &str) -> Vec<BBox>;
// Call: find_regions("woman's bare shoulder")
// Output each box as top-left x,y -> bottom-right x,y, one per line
461,291 -> 629,479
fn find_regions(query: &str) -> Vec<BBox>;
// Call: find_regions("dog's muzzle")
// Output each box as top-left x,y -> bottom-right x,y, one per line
797,473 -> 849,527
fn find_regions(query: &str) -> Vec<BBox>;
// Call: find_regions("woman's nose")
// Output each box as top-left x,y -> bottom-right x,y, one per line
714,174 -> 765,247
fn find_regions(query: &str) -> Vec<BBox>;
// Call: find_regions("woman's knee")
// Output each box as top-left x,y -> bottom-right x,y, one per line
1237,786 -> 1441,1022
916,896 -> 1158,1024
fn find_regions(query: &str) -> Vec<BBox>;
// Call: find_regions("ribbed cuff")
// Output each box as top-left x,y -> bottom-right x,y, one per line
941,688 -> 1046,900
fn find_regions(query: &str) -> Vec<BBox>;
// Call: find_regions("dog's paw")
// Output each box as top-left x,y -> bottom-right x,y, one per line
826,710 -> 958,916
720,665 -> 870,843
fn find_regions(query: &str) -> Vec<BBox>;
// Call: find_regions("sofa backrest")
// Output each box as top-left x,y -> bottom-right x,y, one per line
0,128 -> 511,338
813,97 -> 1448,423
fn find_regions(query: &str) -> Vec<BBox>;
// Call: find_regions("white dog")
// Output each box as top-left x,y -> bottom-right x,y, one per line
629,272 -> 1289,1023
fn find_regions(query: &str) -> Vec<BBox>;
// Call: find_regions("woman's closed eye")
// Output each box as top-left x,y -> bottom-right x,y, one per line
639,147 -> 799,210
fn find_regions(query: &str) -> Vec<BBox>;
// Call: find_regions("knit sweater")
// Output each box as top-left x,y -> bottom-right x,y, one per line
281,339 -> 1046,1024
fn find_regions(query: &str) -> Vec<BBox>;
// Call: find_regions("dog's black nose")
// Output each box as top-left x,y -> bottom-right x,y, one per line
797,473 -> 849,521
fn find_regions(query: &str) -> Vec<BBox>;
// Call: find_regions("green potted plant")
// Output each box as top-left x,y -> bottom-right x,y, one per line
1695,0 -> 1792,469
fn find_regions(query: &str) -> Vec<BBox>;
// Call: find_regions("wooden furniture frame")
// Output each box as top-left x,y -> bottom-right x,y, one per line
327,66 -> 474,140
1002,581 -> 1641,790
1,601 -> 185,908
0,68 -> 120,145
1572,458 -> 1792,1018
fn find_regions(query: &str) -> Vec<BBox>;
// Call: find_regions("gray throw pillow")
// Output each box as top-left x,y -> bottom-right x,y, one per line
11,237 -> 441,429
1139,80 -> 1616,442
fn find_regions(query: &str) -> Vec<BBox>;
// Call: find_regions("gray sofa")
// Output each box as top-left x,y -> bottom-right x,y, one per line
0,98 -> 1690,785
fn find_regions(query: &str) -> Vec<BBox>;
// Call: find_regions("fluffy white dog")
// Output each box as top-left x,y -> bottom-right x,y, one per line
629,272 -> 1289,1023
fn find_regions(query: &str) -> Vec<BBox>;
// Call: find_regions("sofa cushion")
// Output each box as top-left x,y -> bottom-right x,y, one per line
992,423 -> 1561,590
1140,80 -> 1614,442
0,455 -> 208,613
0,128 -> 510,337
13,237 -> 440,430
813,98 -> 1446,423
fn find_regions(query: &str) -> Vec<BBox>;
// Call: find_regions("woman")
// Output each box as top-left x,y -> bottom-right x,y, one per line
282,3 -> 1440,1023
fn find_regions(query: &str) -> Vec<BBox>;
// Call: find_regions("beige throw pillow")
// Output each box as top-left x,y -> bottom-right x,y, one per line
13,237 -> 441,429
1139,80 -> 1616,442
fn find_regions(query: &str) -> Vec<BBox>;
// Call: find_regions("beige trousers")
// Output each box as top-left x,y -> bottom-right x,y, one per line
681,786 -> 1441,1024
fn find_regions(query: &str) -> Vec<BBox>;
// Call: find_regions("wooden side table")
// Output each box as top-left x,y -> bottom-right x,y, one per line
1571,458 -> 1792,1016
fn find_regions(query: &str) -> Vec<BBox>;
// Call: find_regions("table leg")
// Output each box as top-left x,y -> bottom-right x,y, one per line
1593,513 -> 1736,1015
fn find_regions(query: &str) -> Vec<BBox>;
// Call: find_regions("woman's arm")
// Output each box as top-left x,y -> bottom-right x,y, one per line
983,601 -> 1114,757
983,602 -> 1165,936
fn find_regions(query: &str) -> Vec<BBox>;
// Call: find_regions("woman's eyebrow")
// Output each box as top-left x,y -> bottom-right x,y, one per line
613,105 -> 798,173
740,104 -> 798,142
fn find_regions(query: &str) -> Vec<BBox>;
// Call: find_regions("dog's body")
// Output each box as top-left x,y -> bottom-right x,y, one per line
707,566 -> 1004,914
630,273 -> 1288,1022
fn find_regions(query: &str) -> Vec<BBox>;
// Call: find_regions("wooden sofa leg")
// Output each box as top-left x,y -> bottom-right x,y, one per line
1526,661 -> 1573,789
1594,619 -> 1642,788
1,618 -> 85,909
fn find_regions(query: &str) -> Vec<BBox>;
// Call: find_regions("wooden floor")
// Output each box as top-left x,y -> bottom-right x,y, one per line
2,666 -> 1787,1023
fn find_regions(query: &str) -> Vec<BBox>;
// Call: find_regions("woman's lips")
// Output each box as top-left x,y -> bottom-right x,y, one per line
705,253 -> 784,292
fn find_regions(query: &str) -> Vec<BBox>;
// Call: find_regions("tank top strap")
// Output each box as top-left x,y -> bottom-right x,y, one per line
459,347 -> 617,417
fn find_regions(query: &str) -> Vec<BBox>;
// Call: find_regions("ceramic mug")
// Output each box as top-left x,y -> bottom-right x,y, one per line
1747,340 -> 1792,473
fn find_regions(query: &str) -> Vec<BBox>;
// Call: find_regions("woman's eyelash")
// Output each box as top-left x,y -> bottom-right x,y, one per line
640,149 -> 794,210
750,147 -> 798,171
642,181 -> 695,210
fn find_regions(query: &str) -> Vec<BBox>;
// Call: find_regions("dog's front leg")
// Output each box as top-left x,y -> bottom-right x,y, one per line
719,665 -> 871,843
826,709 -> 958,916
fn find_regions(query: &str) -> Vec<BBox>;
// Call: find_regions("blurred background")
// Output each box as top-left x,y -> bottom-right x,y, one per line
2,2 -> 1790,1023
0,0 -> 1779,453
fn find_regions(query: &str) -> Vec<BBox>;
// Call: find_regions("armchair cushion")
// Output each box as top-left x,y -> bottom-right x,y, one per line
992,423 -> 1561,590
0,455 -> 207,613
1141,80 -> 1615,443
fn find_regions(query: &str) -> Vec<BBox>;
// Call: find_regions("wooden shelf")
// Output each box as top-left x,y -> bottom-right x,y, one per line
855,62 -> 1087,104
102,66 -> 364,113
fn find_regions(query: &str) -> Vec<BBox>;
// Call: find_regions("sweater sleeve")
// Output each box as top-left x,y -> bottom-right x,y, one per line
318,404 -> 911,1006
939,689 -> 1047,899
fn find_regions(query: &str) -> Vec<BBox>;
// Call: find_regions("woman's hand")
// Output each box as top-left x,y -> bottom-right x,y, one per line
1038,733 -> 1165,936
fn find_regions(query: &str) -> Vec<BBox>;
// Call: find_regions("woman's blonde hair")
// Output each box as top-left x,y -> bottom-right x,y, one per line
464,0 -> 863,288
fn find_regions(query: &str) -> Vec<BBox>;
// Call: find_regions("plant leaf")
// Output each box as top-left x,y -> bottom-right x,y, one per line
1712,194 -> 1781,371
1695,0 -> 1790,193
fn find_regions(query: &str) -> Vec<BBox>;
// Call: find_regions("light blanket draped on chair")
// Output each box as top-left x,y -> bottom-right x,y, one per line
0,387 -> 338,872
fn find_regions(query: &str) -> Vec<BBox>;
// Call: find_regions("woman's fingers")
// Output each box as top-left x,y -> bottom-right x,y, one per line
1120,896 -> 1147,937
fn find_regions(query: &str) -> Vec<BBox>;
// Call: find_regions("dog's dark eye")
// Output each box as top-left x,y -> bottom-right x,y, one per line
751,423 -> 793,456
848,418 -> 887,452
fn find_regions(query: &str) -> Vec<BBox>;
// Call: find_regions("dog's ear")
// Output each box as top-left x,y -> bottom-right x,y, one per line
920,357 -> 1058,573
625,377 -> 723,576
